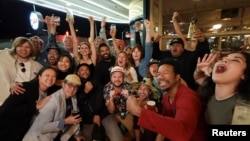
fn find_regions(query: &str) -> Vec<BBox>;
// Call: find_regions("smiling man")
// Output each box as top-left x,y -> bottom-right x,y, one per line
127,59 -> 206,141
152,37 -> 210,91
0,36 -> 42,105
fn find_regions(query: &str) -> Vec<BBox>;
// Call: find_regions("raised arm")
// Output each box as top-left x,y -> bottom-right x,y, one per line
144,19 -> 151,43
172,12 -> 188,49
43,15 -> 59,51
135,21 -> 142,46
88,16 -> 97,66
99,17 -> 109,45
37,15 -> 60,66
138,19 -> 153,78
110,25 -> 120,55
66,14 -> 80,61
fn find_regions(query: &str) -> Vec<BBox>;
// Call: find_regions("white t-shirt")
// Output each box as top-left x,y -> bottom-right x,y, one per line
15,60 -> 32,82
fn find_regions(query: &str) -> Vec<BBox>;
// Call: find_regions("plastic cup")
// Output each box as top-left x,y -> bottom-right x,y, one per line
110,24 -> 116,29
146,100 -> 156,111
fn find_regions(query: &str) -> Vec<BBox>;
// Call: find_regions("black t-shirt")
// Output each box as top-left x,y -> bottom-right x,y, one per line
94,56 -> 116,87
152,40 -> 210,91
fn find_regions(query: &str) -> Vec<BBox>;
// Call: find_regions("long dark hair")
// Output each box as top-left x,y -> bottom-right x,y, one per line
198,51 -> 250,104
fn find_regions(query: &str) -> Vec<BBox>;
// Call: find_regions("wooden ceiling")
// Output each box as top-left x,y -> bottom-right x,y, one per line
162,0 -> 250,35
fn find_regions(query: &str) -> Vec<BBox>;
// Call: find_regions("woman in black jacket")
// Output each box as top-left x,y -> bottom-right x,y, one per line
0,66 -> 57,141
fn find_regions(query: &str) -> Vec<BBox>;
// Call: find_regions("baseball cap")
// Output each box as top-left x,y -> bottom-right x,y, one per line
148,59 -> 159,67
110,66 -> 124,74
64,74 -> 81,86
169,38 -> 184,47
46,46 -> 61,54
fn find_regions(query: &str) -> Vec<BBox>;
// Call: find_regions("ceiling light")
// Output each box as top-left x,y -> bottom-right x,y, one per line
83,0 -> 128,19
221,18 -> 231,20
213,24 -> 222,29
111,0 -> 129,9
21,0 -> 129,23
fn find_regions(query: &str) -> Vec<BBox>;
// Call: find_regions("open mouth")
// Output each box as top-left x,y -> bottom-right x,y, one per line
172,49 -> 177,52
119,60 -> 123,64
139,93 -> 145,97
215,64 -> 227,73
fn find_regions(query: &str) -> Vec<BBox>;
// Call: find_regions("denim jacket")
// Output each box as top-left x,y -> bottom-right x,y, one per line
138,42 -> 153,78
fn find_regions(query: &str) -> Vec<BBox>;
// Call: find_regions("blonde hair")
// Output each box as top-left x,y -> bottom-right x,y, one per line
10,36 -> 36,57
115,51 -> 132,71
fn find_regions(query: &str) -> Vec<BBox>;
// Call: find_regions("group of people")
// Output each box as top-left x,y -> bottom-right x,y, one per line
0,10 -> 250,141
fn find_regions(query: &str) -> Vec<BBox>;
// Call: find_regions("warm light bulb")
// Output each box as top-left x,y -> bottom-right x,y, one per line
213,24 -> 222,29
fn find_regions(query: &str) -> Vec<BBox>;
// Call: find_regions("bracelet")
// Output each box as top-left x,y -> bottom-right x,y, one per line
146,29 -> 150,32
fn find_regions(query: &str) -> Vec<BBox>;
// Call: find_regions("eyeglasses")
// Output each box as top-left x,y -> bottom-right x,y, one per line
65,82 -> 79,89
19,62 -> 26,73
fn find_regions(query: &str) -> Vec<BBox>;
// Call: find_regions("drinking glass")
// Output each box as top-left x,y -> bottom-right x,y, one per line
231,99 -> 250,124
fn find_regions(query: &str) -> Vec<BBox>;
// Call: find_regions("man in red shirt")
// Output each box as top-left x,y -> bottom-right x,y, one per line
126,59 -> 206,141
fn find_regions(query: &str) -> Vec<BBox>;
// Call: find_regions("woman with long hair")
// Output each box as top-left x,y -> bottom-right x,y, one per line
115,51 -> 138,83
68,16 -> 96,69
131,19 -> 153,82
0,66 -> 57,141
194,52 -> 250,124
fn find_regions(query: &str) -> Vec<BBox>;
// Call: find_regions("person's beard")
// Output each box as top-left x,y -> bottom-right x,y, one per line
48,58 -> 57,65
112,81 -> 123,88
101,53 -> 111,61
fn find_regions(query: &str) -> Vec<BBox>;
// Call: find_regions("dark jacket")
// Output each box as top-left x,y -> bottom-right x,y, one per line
0,79 -> 40,141
152,40 -> 210,90
76,77 -> 105,125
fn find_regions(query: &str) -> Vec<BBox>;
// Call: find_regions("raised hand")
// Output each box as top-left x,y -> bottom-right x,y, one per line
135,21 -> 141,31
101,16 -> 106,28
144,19 -> 150,30
172,11 -> 179,19
196,53 -> 218,76
88,16 -> 94,24
66,14 -> 74,24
